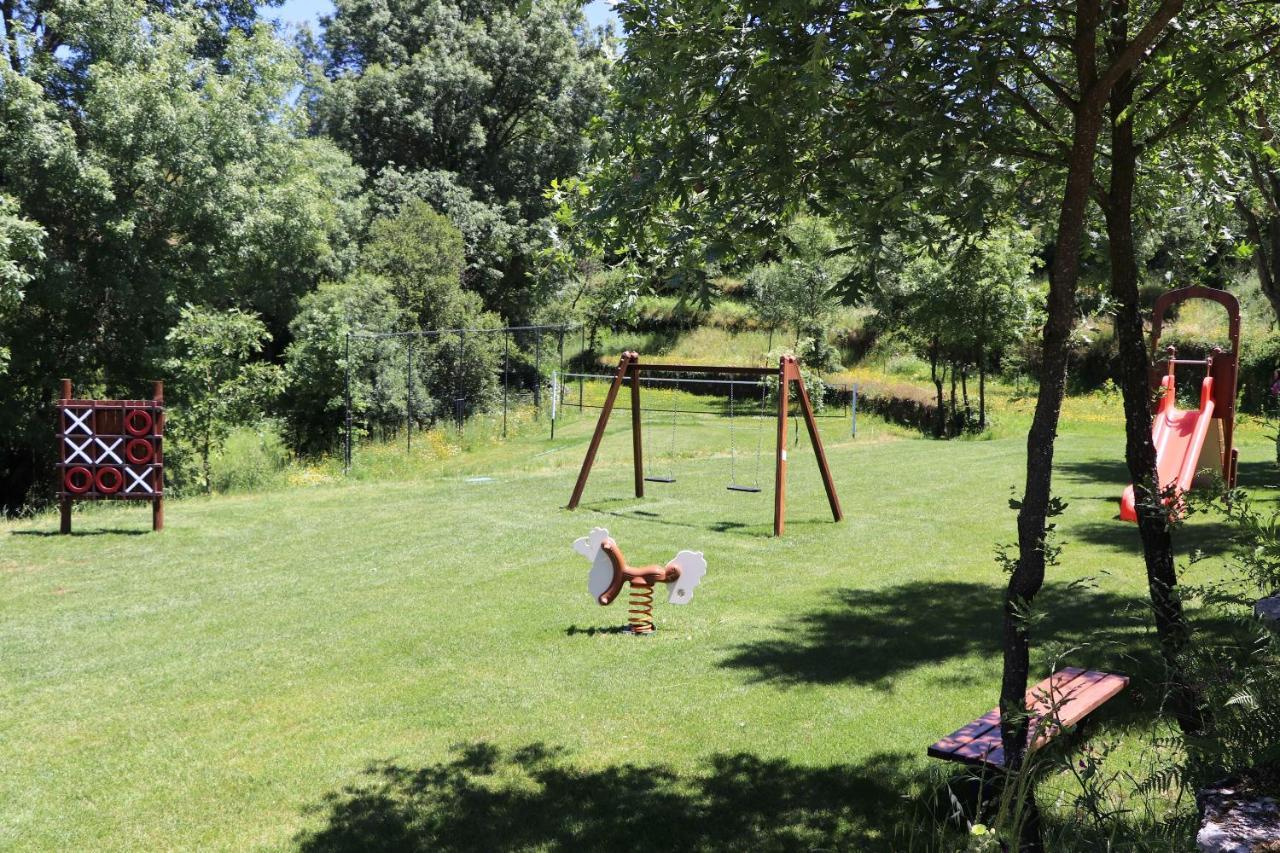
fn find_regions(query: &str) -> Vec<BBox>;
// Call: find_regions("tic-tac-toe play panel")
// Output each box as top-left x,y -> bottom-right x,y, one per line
57,379 -> 164,532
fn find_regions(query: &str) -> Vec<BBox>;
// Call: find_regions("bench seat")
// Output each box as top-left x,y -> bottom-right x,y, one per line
927,667 -> 1129,770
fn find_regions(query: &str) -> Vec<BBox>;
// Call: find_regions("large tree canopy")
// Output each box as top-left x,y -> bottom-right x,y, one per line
311,0 -> 610,319
591,0 -> 1280,793
0,1 -> 363,505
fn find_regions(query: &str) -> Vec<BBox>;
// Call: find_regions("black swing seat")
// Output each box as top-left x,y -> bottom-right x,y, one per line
726,484 -> 761,493
644,476 -> 676,484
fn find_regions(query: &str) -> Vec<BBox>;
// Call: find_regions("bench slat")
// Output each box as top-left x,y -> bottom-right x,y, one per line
927,668 -> 1085,759
1027,668 -> 1112,748
927,668 -> 1129,770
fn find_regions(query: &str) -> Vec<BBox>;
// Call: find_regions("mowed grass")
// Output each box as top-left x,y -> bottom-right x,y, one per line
1,402 -> 1273,850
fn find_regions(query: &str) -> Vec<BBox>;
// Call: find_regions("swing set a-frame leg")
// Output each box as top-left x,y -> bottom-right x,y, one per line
774,356 -> 843,536
630,361 -> 644,497
774,360 -> 790,537
569,352 -> 636,509
794,362 -> 844,524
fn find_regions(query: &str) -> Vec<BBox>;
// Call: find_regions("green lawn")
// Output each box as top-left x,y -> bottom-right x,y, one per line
1,402 -> 1271,850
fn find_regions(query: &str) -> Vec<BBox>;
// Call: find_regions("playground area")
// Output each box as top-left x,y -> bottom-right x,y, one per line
4,395 -> 1273,849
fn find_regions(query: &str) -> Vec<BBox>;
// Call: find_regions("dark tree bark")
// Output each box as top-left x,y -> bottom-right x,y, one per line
930,340 -> 945,437
1000,5 -> 1107,786
1001,101 -> 1105,774
950,361 -> 958,431
1235,108 -> 1280,324
979,342 -> 987,429
1102,2 -> 1204,734
999,0 -> 1186,783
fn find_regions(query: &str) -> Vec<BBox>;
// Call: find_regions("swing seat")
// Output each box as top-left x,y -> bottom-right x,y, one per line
726,484 -> 761,493
644,476 -> 676,484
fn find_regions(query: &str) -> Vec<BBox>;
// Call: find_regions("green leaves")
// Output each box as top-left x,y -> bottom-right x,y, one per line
0,1 -> 362,501
164,305 -> 283,492
361,199 -> 472,328
313,0 -> 611,318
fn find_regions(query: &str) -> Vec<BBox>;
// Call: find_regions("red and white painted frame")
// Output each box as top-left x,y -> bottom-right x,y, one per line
57,378 -> 165,533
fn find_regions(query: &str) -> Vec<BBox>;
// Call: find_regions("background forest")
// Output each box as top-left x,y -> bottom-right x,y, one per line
5,3 -> 1280,850
4,0 -> 1280,508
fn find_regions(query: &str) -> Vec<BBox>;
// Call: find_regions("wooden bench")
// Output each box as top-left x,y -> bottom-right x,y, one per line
927,667 -> 1130,770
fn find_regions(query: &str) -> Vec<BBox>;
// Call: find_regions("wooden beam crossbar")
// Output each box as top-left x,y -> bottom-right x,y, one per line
566,352 -> 843,537
623,362 -> 780,376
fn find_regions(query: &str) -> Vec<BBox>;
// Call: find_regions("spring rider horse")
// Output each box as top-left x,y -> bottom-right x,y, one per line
572,527 -> 707,634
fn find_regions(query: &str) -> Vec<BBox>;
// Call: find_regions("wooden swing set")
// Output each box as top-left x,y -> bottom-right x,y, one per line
567,352 -> 842,536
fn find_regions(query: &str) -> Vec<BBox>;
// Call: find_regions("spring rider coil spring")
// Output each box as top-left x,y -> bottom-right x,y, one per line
573,527 -> 707,634
627,584 -> 656,634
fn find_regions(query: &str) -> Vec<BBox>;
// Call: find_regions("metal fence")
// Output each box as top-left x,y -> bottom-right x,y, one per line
342,331 -> 860,473
343,323 -> 580,472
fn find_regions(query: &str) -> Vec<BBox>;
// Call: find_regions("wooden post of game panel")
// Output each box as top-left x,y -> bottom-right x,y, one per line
152,380 -> 164,531
60,378 -> 72,534
774,358 -> 790,537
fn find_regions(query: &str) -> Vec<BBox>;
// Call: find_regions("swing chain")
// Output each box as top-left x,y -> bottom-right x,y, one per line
727,379 -> 765,492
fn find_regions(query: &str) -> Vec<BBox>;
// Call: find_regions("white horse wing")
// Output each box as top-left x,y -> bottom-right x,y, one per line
666,550 -> 707,604
573,527 -> 610,560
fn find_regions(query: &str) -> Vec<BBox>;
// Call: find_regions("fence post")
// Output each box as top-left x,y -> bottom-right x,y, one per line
456,329 -> 466,429
851,383 -> 858,438
502,330 -> 510,439
551,370 -> 558,439
579,326 -> 586,410
534,329 -> 542,412
406,336 -> 413,454
344,332 -> 352,473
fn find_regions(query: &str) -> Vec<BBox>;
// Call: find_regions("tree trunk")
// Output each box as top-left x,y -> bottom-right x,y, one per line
979,342 -> 987,429
1000,97 -> 1107,780
1103,4 -> 1203,735
962,366 -> 970,425
202,425 -> 211,494
1235,107 -> 1280,325
949,362 -> 958,434
930,341 -> 945,437
1236,195 -> 1280,325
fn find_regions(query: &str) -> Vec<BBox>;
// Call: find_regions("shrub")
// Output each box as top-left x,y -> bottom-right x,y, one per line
163,305 -> 283,493
208,423 -> 291,494
361,199 -> 472,328
854,381 -> 942,434
282,273 -> 408,455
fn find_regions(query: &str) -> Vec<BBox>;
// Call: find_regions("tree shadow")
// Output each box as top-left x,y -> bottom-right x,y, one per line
1055,457 -> 1130,490
1066,517 -> 1241,559
580,504 -> 775,539
1057,457 -> 1278,494
11,528 -> 150,537
294,742 -> 944,852
1055,457 -> 1279,558
718,580 -> 1158,691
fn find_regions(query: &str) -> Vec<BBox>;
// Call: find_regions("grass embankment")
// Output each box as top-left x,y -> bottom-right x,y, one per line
3,393 -> 1273,849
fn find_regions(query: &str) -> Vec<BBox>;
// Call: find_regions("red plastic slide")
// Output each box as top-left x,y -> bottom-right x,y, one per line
1120,374 -> 1216,522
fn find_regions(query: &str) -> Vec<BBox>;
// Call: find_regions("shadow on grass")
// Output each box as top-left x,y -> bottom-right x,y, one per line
579,502 -> 839,538
1057,457 -> 1278,492
295,742 -> 942,852
1055,457 -> 1279,557
1056,457 -> 1130,490
719,580 -> 1159,691
1066,517 -> 1239,558
580,503 -> 776,539
564,624 -> 632,636
11,528 -> 150,537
